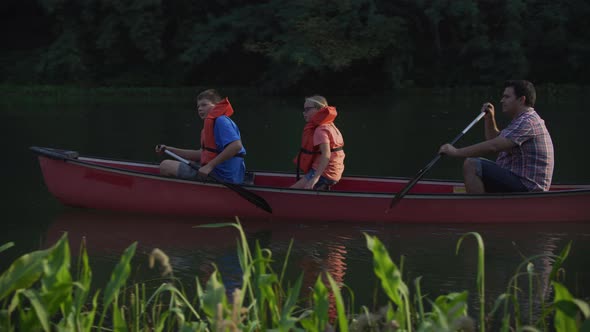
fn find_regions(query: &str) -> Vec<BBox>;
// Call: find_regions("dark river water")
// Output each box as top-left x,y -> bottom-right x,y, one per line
2,87 -> 589,323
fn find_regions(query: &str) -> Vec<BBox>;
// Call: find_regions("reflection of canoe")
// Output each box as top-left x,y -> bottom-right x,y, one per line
45,210 -> 241,253
45,210 -> 360,253
32,146 -> 590,223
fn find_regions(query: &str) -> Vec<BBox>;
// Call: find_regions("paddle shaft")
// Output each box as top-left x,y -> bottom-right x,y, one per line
388,111 -> 486,209
164,148 -> 192,165
163,148 -> 272,213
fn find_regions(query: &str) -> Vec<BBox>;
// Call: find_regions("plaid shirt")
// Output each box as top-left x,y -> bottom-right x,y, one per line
496,109 -> 554,191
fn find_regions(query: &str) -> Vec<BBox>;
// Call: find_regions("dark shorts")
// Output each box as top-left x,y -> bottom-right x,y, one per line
304,169 -> 337,191
472,158 -> 528,193
177,162 -> 199,179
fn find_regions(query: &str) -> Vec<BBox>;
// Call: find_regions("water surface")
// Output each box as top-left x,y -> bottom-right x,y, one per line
2,88 -> 589,320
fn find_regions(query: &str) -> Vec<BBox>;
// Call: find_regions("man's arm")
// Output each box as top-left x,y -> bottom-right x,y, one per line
484,116 -> 500,140
439,135 -> 516,158
482,102 -> 500,140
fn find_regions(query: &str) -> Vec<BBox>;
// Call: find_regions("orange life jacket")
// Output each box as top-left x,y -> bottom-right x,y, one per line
294,106 -> 344,178
200,98 -> 237,165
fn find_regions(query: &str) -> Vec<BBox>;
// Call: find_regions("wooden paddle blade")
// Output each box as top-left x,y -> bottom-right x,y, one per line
388,192 -> 405,209
388,195 -> 402,210
201,173 -> 272,214
219,180 -> 273,213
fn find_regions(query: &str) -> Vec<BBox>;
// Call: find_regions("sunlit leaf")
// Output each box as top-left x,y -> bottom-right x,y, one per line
201,270 -> 228,320
0,234 -> 68,301
278,273 -> 303,330
103,242 -> 137,308
553,282 -> 578,332
574,299 -> 590,319
313,275 -> 329,330
364,233 -> 406,306
40,236 -> 72,315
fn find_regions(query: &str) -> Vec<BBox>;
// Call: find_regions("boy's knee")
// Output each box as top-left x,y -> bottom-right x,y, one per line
159,160 -> 177,176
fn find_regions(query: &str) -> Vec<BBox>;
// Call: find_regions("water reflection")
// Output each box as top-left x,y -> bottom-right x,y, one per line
45,208 -> 590,322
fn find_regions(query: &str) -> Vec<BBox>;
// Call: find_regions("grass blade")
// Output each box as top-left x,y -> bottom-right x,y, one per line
19,289 -> 50,332
326,272 -> 349,332
0,242 -> 14,254
549,241 -> 571,282
456,232 -> 485,332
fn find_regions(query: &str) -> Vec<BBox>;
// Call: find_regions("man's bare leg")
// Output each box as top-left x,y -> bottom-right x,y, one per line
463,158 -> 485,194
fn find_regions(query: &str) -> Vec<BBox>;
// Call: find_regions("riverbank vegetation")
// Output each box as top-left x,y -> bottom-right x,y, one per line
0,220 -> 588,331
3,1 -> 590,93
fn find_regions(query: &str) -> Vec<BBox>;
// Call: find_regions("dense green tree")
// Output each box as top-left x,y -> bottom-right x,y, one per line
182,0 -> 408,90
2,0 -> 590,91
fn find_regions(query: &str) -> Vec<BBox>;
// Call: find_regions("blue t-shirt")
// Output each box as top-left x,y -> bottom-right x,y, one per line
211,116 -> 246,184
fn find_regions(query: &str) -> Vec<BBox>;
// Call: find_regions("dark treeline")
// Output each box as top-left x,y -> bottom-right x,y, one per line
2,0 -> 590,94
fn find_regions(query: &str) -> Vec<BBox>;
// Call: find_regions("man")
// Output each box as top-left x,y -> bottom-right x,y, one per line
439,80 -> 554,193
155,89 -> 246,184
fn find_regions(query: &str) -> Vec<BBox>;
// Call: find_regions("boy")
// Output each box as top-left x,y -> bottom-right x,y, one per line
156,89 -> 246,184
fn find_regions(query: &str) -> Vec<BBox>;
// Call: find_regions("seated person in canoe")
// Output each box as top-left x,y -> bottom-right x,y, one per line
439,80 -> 554,193
155,89 -> 246,184
291,95 -> 345,191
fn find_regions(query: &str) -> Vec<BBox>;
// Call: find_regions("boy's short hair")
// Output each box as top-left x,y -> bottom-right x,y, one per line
197,89 -> 222,104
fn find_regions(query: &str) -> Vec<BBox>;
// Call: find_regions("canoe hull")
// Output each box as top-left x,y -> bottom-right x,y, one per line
36,153 -> 590,223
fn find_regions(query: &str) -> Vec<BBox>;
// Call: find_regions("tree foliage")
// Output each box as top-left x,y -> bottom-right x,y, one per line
2,0 -> 590,92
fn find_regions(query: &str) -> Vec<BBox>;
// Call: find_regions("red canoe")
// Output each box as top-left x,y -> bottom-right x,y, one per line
31,147 -> 590,223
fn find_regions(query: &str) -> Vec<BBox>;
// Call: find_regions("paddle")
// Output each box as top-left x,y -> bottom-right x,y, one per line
387,111 -> 486,210
162,148 -> 272,213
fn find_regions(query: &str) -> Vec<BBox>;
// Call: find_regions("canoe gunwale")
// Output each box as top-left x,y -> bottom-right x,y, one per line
31,146 -> 590,200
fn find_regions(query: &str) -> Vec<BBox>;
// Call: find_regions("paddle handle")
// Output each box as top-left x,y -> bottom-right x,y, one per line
163,148 -> 196,169
388,112 -> 486,210
163,148 -> 218,181
450,111 -> 486,145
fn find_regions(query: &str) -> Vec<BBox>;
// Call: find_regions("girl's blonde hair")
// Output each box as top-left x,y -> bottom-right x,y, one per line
305,95 -> 328,108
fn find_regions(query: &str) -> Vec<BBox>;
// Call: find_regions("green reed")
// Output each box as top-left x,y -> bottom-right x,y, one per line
456,232 -> 485,332
1,220 -> 589,331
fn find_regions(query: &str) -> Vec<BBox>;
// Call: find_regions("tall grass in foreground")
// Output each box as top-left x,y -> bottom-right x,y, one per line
0,218 -> 589,331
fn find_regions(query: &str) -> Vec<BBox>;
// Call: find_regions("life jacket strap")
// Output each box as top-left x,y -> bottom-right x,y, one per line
296,146 -> 344,180
299,146 -> 344,155
202,146 -> 245,158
